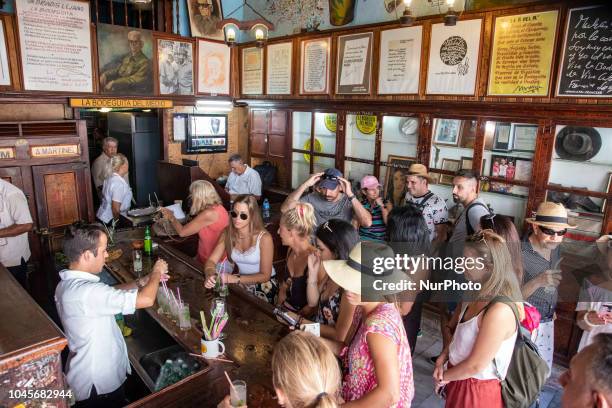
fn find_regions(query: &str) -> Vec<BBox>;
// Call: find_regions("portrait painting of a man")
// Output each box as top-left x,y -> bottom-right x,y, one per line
187,0 -> 224,40
197,40 -> 230,95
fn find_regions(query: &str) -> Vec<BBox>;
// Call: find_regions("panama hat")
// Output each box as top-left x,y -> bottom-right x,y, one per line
525,202 -> 576,230
406,163 -> 436,183
323,241 -> 409,297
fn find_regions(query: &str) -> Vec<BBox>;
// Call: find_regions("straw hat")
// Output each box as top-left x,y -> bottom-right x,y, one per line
525,202 -> 576,230
323,241 -> 408,297
406,163 -> 435,183
596,235 -> 611,257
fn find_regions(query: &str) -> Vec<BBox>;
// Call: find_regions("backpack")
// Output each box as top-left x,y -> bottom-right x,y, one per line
407,191 -> 435,214
465,201 -> 493,236
253,161 -> 277,189
485,296 -> 549,408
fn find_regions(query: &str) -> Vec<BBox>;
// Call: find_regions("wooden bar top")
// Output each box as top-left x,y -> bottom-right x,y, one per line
105,229 -> 285,407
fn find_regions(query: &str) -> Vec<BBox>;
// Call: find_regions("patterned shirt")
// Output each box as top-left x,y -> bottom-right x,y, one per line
405,191 -> 449,242
342,303 -> 414,407
522,237 -> 561,322
359,200 -> 386,242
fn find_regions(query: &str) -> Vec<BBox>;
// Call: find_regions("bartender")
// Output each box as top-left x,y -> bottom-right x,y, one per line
0,178 -> 33,289
225,154 -> 262,200
97,154 -> 132,226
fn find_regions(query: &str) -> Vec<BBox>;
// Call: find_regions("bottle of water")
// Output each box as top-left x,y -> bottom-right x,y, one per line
155,359 -> 173,390
262,198 -> 270,223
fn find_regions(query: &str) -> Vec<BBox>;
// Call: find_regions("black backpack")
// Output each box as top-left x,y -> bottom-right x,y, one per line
253,161 -> 277,189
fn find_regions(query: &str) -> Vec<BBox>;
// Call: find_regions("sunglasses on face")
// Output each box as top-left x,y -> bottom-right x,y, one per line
540,226 -> 567,237
230,211 -> 248,220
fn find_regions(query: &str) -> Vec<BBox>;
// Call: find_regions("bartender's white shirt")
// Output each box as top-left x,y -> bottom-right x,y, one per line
0,179 -> 33,267
97,173 -> 132,223
55,269 -> 138,401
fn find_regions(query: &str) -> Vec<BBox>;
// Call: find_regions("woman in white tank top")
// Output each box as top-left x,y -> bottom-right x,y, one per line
433,230 -> 525,408
204,195 -> 278,304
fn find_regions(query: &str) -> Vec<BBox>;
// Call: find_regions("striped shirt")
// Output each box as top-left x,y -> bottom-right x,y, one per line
359,200 -> 386,242
522,237 -> 561,322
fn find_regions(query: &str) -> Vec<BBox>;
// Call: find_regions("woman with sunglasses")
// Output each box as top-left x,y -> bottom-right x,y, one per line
204,195 -> 278,304
433,230 -> 524,408
276,203 -> 317,315
306,219 -> 359,341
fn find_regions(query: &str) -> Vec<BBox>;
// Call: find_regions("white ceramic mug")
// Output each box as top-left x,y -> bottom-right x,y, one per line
201,338 -> 225,358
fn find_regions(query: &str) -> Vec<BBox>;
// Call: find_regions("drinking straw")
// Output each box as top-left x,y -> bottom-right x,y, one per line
200,310 -> 211,340
189,353 -> 233,363
177,287 -> 182,305
224,371 -> 238,395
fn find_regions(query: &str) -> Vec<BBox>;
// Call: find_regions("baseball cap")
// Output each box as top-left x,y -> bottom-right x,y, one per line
318,168 -> 342,190
360,175 -> 380,190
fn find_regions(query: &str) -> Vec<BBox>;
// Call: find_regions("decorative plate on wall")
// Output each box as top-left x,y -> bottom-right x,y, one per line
324,114 -> 337,133
399,118 -> 419,136
356,115 -> 377,134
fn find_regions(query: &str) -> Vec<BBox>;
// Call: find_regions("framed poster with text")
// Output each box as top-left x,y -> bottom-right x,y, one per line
16,0 -> 93,92
336,32 -> 373,95
300,37 -> 331,95
241,47 -> 263,95
488,10 -> 558,96
378,26 -> 422,95
266,42 -> 293,95
426,19 -> 482,95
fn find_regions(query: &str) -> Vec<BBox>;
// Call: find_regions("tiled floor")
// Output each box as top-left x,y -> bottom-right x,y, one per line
412,310 -> 564,408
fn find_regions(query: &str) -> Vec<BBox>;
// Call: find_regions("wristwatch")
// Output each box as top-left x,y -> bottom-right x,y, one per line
347,194 -> 356,201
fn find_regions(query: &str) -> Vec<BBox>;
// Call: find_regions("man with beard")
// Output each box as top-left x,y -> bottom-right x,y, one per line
522,201 -> 576,371
448,170 -> 490,244
281,168 -> 372,228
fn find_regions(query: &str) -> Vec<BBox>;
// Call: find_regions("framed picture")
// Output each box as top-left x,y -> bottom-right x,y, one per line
383,155 -> 416,207
266,42 -> 292,95
97,24 -> 153,95
433,119 -> 461,146
426,19 -> 483,95
0,19 -> 10,87
492,122 -> 513,151
512,124 -> 538,152
241,47 -> 263,95
459,120 -> 478,148
460,156 -> 484,171
187,0 -> 224,40
300,37 -> 331,95
197,39 -> 230,95
156,38 -> 194,95
490,155 -> 532,182
16,0 -> 93,92
336,32 -> 374,95
378,26 -> 422,95
439,158 -> 461,185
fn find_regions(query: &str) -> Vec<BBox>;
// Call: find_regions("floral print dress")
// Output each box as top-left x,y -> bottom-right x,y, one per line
341,303 -> 414,407
316,283 -> 342,326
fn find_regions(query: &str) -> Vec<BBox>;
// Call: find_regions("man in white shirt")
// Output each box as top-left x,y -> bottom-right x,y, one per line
55,224 -> 167,407
91,137 -> 129,199
225,154 -> 262,200
0,179 -> 33,289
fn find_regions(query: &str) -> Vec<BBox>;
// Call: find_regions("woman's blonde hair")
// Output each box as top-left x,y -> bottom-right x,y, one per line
280,202 -> 317,238
272,331 -> 341,408
225,195 -> 265,262
189,180 -> 222,216
466,229 -> 523,303
105,153 -> 128,179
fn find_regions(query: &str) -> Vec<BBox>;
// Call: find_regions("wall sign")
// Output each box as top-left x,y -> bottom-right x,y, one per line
488,10 -> 558,96
426,19 -> 482,95
557,5 -> 612,97
301,37 -> 331,95
266,42 -> 293,95
378,26 -> 423,95
241,47 -> 263,95
336,32 -> 373,95
0,147 -> 15,159
16,0 -> 93,92
31,145 -> 80,158
70,98 -> 173,108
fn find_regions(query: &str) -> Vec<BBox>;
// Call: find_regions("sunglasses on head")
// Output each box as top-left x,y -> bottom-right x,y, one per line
230,211 -> 248,220
539,226 -> 566,236
321,174 -> 339,181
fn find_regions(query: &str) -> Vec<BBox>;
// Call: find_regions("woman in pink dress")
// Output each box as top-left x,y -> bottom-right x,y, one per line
161,180 -> 229,262
322,241 -> 414,407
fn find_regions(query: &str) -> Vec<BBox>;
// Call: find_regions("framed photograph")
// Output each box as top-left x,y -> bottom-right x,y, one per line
426,19 -> 483,95
266,42 -> 292,95
97,24 -> 153,95
383,155 -> 416,207
16,0 -> 93,92
492,122 -> 513,151
439,158 -> 461,185
460,156 -> 484,171
241,47 -> 263,95
197,39 -> 230,95
378,26 -> 423,95
433,119 -> 461,146
512,124 -> 538,152
157,38 -> 194,95
336,32 -> 373,95
187,0 -> 224,40
0,19 -> 10,86
459,120 -> 478,148
300,37 -> 331,95
490,155 -> 532,182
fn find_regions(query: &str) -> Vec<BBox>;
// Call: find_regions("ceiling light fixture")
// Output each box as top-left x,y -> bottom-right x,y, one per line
217,0 -> 274,47
444,0 -> 458,26
399,0 -> 414,26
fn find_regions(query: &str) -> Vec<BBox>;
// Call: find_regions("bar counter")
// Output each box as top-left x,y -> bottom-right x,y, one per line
105,229 -> 286,407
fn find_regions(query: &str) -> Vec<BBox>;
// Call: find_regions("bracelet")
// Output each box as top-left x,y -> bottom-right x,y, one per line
307,281 -> 319,286
583,310 -> 599,328
347,195 -> 355,201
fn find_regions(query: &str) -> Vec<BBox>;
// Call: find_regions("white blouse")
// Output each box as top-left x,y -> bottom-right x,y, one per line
96,173 -> 132,223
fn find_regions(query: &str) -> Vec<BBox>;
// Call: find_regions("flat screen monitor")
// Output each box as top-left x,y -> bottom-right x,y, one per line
184,114 -> 228,154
